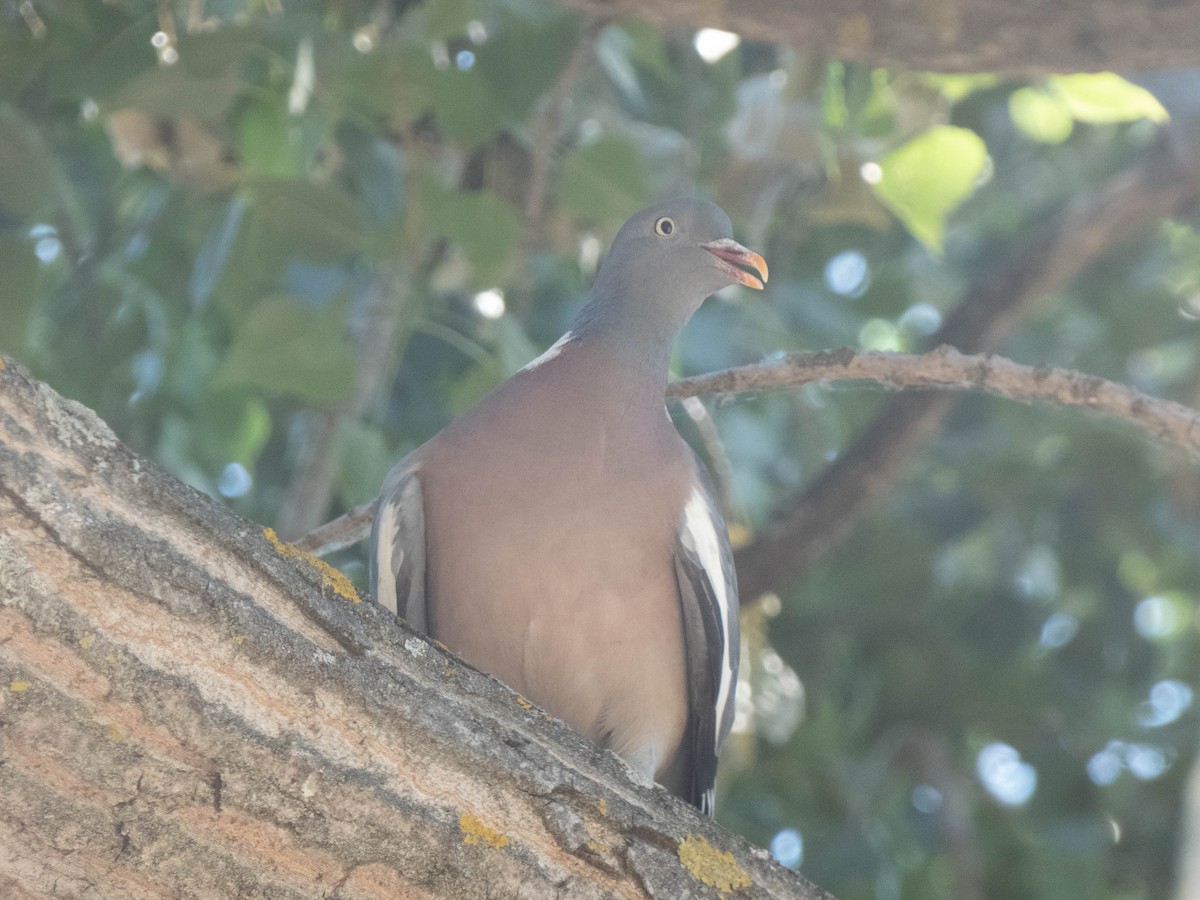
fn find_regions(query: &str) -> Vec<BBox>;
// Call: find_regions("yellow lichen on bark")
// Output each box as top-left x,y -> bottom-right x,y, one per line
678,834 -> 752,894
263,527 -> 360,603
459,812 -> 510,848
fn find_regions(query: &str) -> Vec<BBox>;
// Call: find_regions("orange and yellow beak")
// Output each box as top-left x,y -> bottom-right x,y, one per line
702,238 -> 769,290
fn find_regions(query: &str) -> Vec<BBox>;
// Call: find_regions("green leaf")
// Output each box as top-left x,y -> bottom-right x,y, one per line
238,96 -> 296,178
109,67 -> 244,119
245,178 -> 364,262
1009,87 -> 1074,144
873,125 -> 988,252
477,8 -> 577,121
336,122 -> 407,227
425,188 -> 520,286
821,62 -> 848,131
215,294 -> 356,405
424,64 -> 507,145
195,393 -> 272,468
558,136 -> 650,222
620,20 -> 675,82
0,38 -> 41,104
0,234 -> 40,355
338,422 -> 393,507
493,315 -> 540,376
0,105 -> 61,220
921,73 -> 997,102
190,198 -> 247,307
1048,73 -> 1169,124
420,5 -> 577,145
43,8 -> 158,105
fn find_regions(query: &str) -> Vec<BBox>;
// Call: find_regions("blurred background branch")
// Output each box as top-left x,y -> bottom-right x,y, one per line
734,144 -> 1199,601
561,0 -> 1200,73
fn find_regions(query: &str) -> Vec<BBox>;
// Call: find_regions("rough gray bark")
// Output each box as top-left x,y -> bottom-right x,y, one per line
563,0 -> 1200,74
0,357 -> 831,900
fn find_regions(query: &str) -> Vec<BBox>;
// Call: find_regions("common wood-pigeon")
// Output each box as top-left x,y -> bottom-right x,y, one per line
370,198 -> 766,813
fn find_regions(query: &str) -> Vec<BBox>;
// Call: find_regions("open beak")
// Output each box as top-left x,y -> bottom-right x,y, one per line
702,238 -> 769,290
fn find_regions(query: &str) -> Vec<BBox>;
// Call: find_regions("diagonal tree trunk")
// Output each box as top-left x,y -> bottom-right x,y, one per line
0,357 -> 830,900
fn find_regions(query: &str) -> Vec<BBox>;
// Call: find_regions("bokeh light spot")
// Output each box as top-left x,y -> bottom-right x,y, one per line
824,250 -> 870,297
769,828 -> 803,869
218,462 -> 252,498
977,742 -> 1037,805
911,784 -> 943,814
693,28 -> 741,63
1039,612 -> 1078,649
472,288 -> 506,319
1133,594 -> 1186,640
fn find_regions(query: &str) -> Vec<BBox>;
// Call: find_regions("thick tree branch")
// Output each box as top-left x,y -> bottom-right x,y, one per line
560,0 -> 1200,74
0,357 -> 828,900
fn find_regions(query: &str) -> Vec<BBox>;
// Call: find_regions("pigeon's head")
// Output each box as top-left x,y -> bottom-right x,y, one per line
598,198 -> 768,309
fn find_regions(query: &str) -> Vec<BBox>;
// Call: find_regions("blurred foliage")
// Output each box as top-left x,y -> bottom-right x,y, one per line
3,2 -> 1200,898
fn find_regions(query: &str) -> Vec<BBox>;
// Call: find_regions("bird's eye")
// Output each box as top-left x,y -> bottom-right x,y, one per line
654,216 -> 675,237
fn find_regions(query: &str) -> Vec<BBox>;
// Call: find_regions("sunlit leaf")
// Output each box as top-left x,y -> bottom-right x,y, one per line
238,96 -> 297,179
195,393 -> 273,469
1049,73 -> 1169,124
558,136 -> 650,222
1009,87 -> 1074,144
921,72 -> 997,102
874,125 -> 988,251
821,62 -> 848,131
215,294 -> 356,404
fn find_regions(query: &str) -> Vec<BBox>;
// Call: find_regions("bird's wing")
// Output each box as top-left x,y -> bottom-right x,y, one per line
369,457 -> 428,633
673,462 -> 740,815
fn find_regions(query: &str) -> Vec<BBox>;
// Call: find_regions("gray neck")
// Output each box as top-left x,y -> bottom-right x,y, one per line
569,272 -> 698,390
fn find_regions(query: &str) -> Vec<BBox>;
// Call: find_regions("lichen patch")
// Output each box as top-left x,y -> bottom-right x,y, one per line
263,527 -> 360,603
459,812 -> 510,848
678,834 -> 752,894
